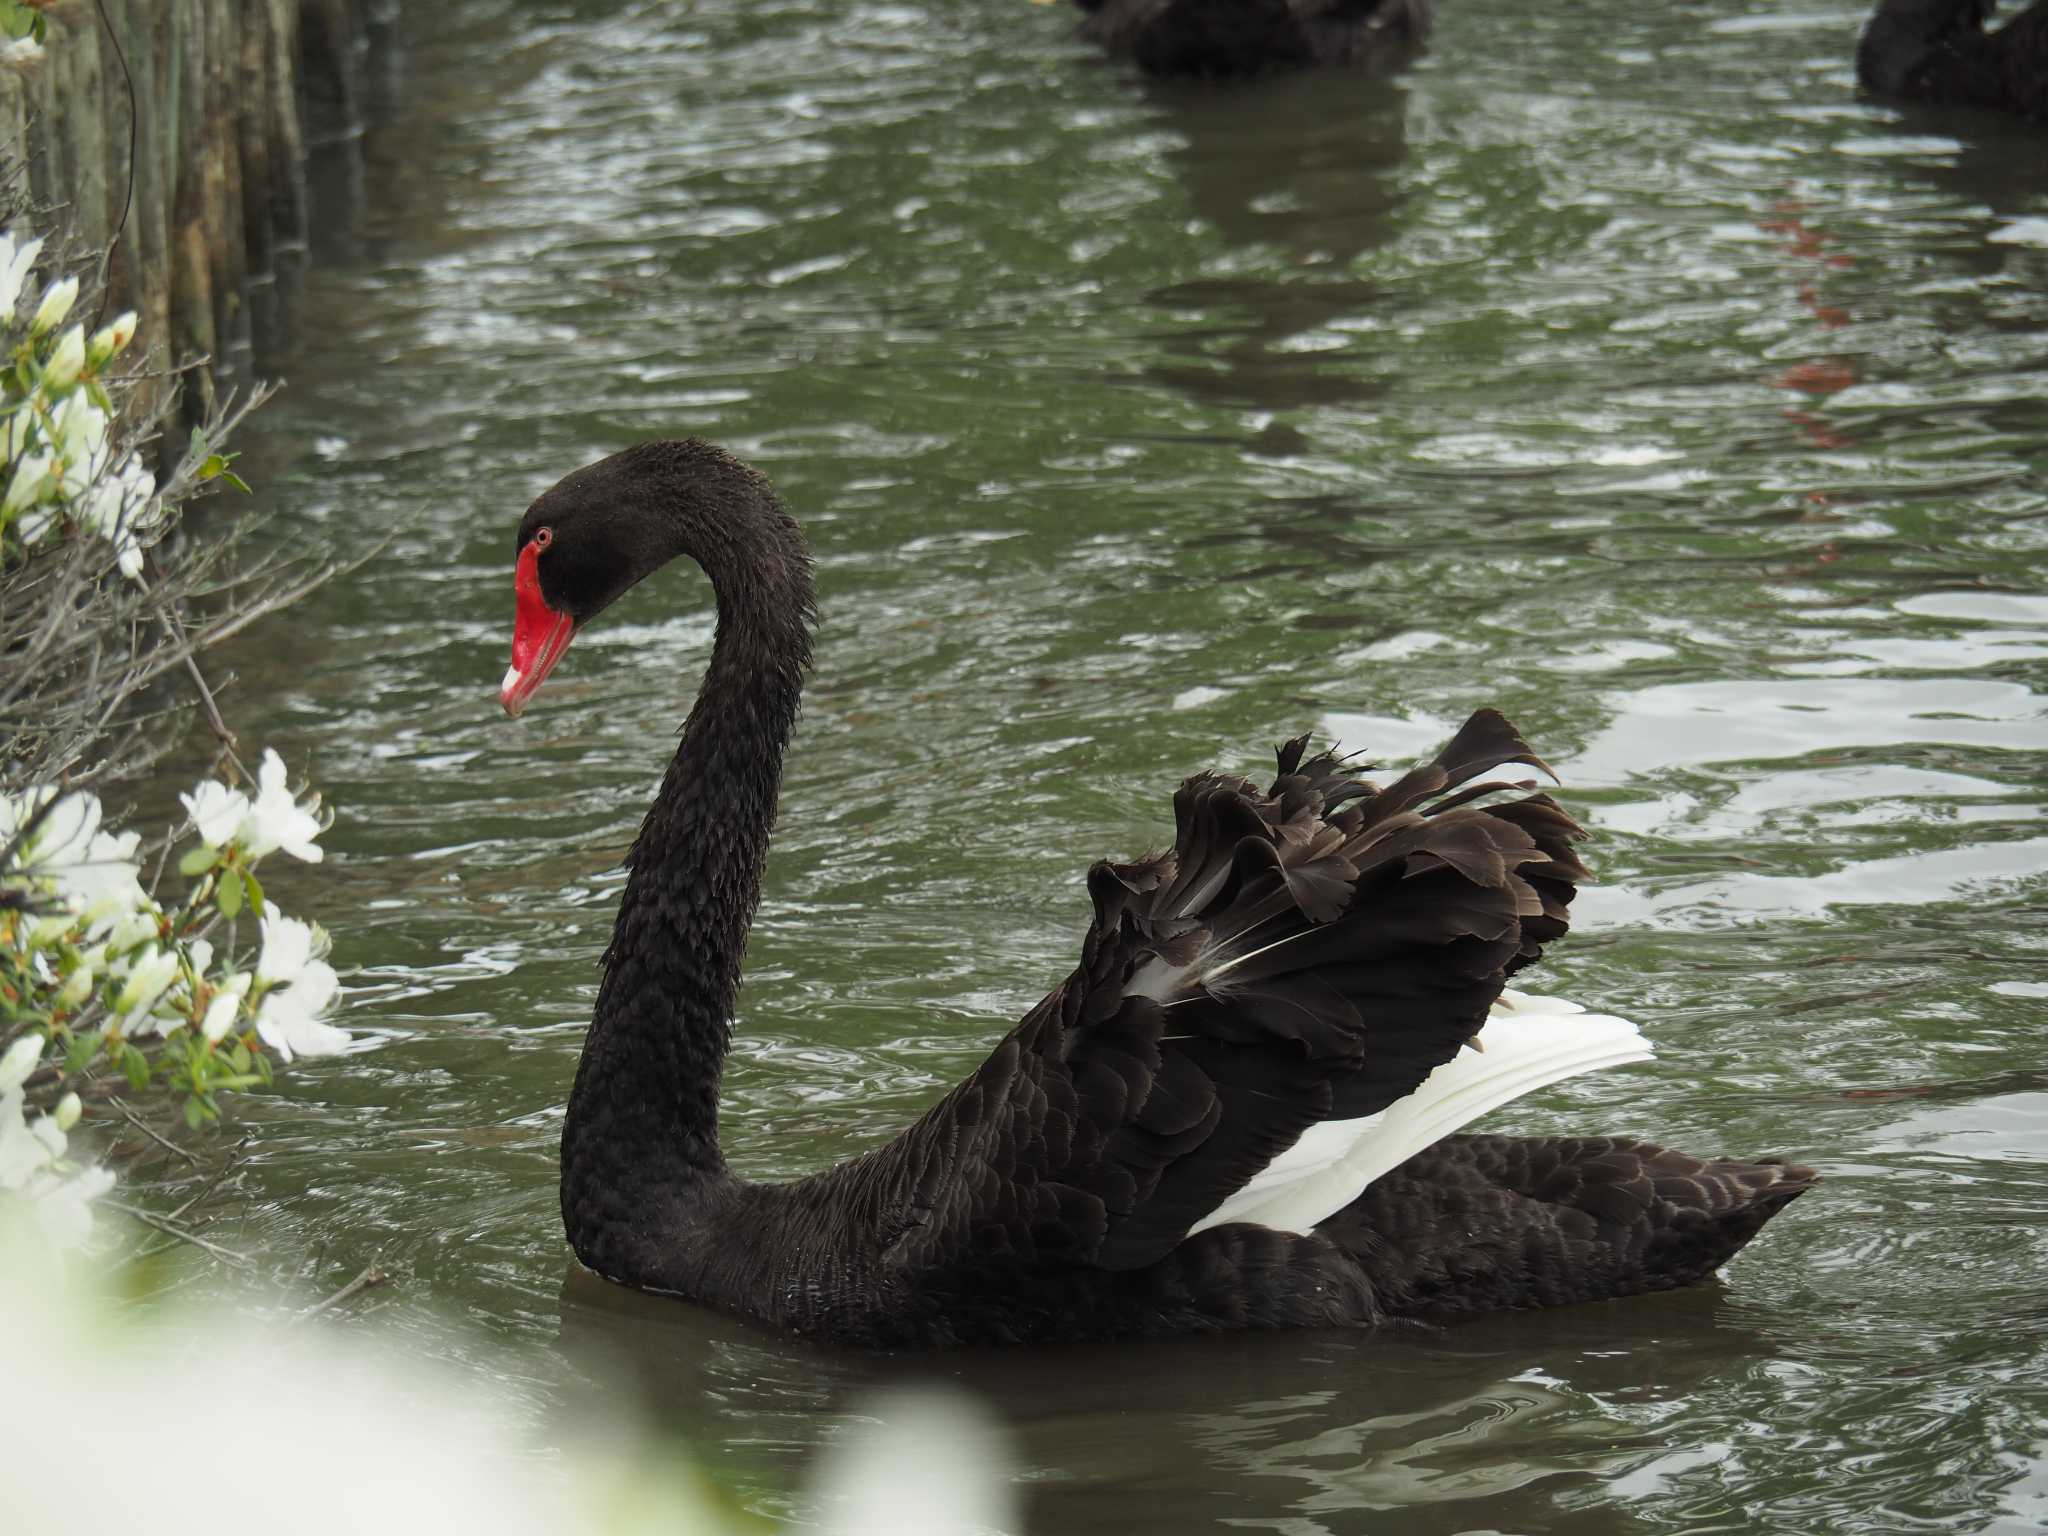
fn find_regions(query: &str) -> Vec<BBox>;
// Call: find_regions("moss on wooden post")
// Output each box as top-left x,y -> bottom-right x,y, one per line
0,0 -> 386,422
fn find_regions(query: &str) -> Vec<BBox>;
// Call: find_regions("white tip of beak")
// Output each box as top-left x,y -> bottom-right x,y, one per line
499,664 -> 525,718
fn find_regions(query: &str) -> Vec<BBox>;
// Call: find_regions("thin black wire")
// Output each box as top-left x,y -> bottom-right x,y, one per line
89,0 -> 138,331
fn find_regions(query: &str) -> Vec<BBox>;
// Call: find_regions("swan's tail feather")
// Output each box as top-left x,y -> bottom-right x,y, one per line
1327,1133 -> 1817,1316
1185,993 -> 1652,1237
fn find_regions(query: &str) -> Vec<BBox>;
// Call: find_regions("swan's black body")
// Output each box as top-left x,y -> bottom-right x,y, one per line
1857,0 -> 2048,120
1070,0 -> 1430,79
521,441 -> 1812,1349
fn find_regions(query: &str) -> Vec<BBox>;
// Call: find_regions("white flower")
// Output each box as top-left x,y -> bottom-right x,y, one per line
186,939 -> 214,975
104,910 -> 158,955
0,230 -> 43,317
0,787 -> 146,916
2,1057 -> 114,1251
257,911 -> 325,983
42,323 -> 85,388
0,1035 -> 43,1093
50,392 -> 109,490
0,1088 -> 47,1189
240,749 -> 326,862
180,780 -> 249,848
3,448 -> 53,514
255,961 -> 346,1062
0,37 -> 44,67
114,946 -> 180,1031
30,1164 -> 115,1250
253,912 -> 344,1060
13,498 -> 57,546
29,276 -> 77,336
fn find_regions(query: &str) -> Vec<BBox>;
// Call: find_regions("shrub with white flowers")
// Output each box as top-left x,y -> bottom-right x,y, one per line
0,227 -> 164,576
1,209 -> 352,1253
0,751 -> 348,1245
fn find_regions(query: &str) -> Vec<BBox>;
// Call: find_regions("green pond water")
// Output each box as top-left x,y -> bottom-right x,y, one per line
148,0 -> 2048,1529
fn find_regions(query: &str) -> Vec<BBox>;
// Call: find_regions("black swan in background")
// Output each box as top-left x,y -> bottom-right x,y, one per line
1064,0 -> 1431,79
500,440 -> 1814,1349
1857,0 -> 2048,120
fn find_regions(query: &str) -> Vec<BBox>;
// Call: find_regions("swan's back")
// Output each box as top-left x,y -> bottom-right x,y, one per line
1076,0 -> 1432,78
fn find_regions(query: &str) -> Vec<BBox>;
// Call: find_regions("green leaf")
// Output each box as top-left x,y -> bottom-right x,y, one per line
243,870 -> 265,918
196,451 -> 252,494
178,846 -> 217,877
64,1028 -> 97,1075
254,1051 -> 274,1086
215,875 -> 243,919
183,1096 -> 203,1131
122,1043 -> 150,1092
229,1041 -> 251,1073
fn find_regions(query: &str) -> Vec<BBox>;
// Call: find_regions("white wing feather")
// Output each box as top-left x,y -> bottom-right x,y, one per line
1185,990 -> 1653,1238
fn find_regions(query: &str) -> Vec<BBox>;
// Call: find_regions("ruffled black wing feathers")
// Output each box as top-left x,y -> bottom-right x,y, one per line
881,709 -> 1590,1276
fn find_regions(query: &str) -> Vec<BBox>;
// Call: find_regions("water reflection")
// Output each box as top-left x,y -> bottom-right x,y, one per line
1140,70 -> 1410,414
557,1268 -> 1795,1534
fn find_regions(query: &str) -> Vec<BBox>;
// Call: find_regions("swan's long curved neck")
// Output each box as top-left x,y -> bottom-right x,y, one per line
560,498 -> 812,1272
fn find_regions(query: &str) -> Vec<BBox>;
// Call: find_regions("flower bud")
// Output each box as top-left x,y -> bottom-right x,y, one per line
0,1033 -> 44,1092
30,276 -> 78,336
43,324 -> 86,389
2,449 -> 53,514
55,966 -> 94,1010
53,1092 -> 82,1132
201,989 -> 241,1043
85,311 -> 137,368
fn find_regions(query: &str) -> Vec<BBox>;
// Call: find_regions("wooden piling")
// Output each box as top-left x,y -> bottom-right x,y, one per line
0,0 -> 387,421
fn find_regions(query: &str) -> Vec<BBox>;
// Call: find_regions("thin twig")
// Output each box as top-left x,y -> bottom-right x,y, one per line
152,586 -> 245,774
295,1260 -> 391,1323
103,1200 -> 251,1267
109,1098 -> 202,1166
166,1135 -> 250,1223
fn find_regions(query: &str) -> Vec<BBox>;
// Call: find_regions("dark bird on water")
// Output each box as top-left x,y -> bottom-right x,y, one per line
1857,0 -> 2048,120
1063,0 -> 1432,79
499,440 -> 1814,1349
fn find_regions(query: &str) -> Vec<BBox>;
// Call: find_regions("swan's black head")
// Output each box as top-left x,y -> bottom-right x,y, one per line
500,439 -> 807,717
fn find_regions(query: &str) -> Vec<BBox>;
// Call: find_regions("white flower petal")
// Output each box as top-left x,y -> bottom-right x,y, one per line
180,781 -> 249,847
0,231 -> 42,316
0,1035 -> 44,1093
200,991 -> 241,1043
257,912 -> 316,983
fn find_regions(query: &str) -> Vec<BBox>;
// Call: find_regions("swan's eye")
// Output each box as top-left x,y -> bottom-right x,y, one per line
532,527 -> 554,552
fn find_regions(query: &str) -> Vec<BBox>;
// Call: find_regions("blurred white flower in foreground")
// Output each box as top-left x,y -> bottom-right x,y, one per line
0,1241 -> 1017,1536
0,1037 -> 114,1250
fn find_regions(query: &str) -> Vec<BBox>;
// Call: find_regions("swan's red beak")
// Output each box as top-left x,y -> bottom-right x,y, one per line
501,541 -> 576,718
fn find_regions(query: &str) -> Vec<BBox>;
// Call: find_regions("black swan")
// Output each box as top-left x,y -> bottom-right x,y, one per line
501,440 -> 1814,1349
1064,0 -> 1431,80
1857,0 -> 2048,120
